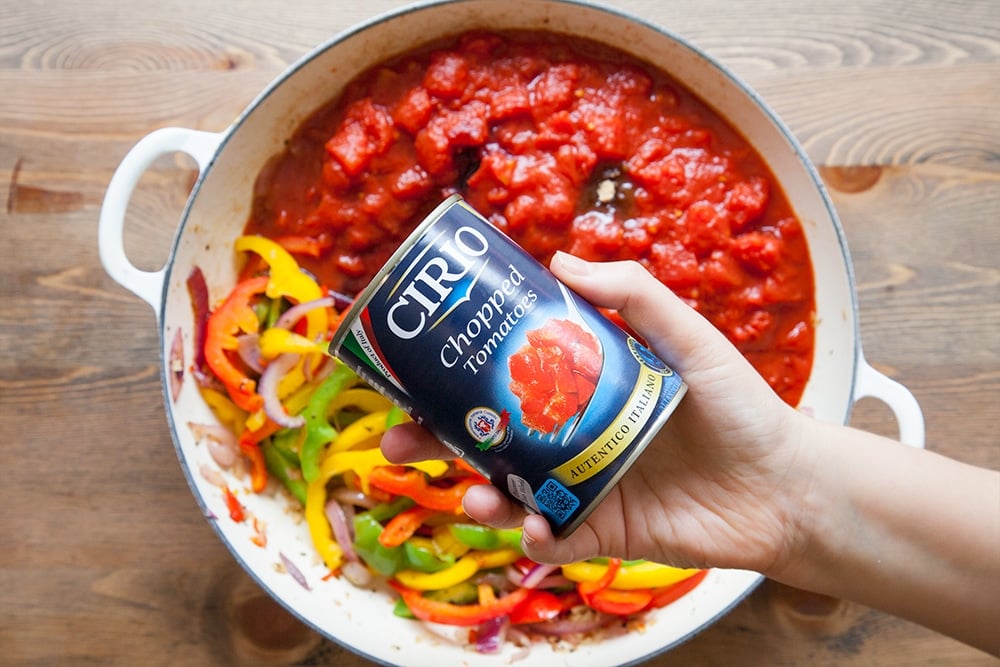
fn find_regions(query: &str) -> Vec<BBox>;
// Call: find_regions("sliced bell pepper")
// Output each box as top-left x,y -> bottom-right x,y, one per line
300,363 -> 358,483
390,582 -> 531,627
353,512 -> 405,576
402,537 -> 456,573
327,388 -> 394,425
379,505 -> 439,548
368,466 -> 484,513
204,275 -> 268,412
575,557 -> 650,615
394,549 -> 521,591
222,485 -> 245,523
304,453 -> 447,572
449,523 -> 523,553
234,235 -> 327,342
583,586 -> 654,616
198,386 -> 246,436
425,580 -> 478,604
238,417 -> 280,492
262,438 -> 306,505
258,327 -> 325,358
562,559 -> 702,590
508,590 -> 577,625
327,410 -> 392,455
432,524 -> 471,560
647,569 -> 708,609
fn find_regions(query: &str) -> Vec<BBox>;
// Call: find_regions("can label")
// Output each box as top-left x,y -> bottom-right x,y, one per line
330,196 -> 686,536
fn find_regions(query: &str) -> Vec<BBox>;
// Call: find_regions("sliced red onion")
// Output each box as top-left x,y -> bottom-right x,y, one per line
188,422 -> 239,468
527,613 -> 611,637
521,563 -> 559,589
327,289 -> 355,313
186,266 -> 210,375
274,296 -> 336,332
505,563 -> 570,590
198,462 -> 227,488
169,327 -> 184,402
475,616 -> 509,654
324,499 -> 358,562
258,353 -> 305,428
341,560 -> 373,587
330,486 -> 377,509
235,333 -> 265,374
279,552 -> 310,591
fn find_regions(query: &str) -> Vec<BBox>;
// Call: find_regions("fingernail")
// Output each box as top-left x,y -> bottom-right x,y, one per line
553,251 -> 590,275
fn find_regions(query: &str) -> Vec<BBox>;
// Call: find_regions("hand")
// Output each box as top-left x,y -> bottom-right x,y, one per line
382,252 -> 813,573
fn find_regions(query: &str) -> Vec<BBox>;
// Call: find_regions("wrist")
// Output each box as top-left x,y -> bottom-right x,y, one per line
756,409 -> 834,583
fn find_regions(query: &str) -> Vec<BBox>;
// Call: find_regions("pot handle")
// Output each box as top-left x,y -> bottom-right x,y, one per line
853,359 -> 925,449
98,127 -> 224,315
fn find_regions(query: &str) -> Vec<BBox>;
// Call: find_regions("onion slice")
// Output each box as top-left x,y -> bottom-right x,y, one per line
188,422 -> 239,468
169,327 -> 184,402
274,296 -> 336,332
235,333 -> 265,374
475,616 -> 509,654
186,266 -> 210,376
324,499 -> 358,563
279,552 -> 310,591
258,353 -> 305,428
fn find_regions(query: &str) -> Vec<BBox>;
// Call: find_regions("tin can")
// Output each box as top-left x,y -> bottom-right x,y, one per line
328,195 -> 686,536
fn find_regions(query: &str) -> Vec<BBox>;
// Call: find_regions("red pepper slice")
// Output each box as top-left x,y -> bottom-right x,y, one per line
204,276 -> 268,412
222,485 -> 245,523
239,418 -> 279,493
647,569 -> 708,609
577,558 -> 654,616
378,506 -> 438,548
391,582 -> 531,627
577,557 -> 621,597
368,466 -> 483,513
508,590 -> 578,625
584,587 -> 654,616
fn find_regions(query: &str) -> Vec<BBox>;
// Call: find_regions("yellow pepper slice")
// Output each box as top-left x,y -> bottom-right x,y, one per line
234,235 -> 327,342
258,328 -> 325,358
327,410 -> 392,455
244,408 -> 267,433
432,524 -> 472,560
394,549 -> 521,591
305,478 -> 344,571
561,560 -> 701,590
198,387 -> 246,435
328,388 -> 394,418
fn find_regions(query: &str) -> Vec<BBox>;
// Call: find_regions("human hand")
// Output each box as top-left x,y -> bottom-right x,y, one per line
382,252 -> 813,574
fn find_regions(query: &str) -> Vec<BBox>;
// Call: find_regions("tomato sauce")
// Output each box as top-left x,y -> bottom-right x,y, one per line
246,31 -> 815,405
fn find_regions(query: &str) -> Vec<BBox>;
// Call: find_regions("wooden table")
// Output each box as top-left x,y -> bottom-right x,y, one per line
2,0 -> 997,664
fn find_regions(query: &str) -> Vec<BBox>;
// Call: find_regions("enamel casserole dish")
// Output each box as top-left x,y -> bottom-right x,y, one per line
98,1 -> 924,664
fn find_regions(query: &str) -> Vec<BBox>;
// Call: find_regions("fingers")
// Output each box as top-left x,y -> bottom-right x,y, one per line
380,422 -> 454,464
549,252 -> 737,373
520,514 -> 602,564
461,484 -> 524,529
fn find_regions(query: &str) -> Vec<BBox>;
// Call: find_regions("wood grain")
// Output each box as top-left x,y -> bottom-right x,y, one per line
1,0 -> 996,665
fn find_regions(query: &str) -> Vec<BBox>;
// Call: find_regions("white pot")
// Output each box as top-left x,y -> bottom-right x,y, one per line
98,1 -> 924,664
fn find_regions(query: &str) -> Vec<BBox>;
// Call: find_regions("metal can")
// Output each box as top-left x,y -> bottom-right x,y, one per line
328,195 -> 686,536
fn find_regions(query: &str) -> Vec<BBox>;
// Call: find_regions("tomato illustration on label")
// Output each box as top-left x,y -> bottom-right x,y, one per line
509,318 -> 603,435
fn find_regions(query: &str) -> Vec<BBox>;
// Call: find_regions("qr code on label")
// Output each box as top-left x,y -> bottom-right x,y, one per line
534,479 -> 580,524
